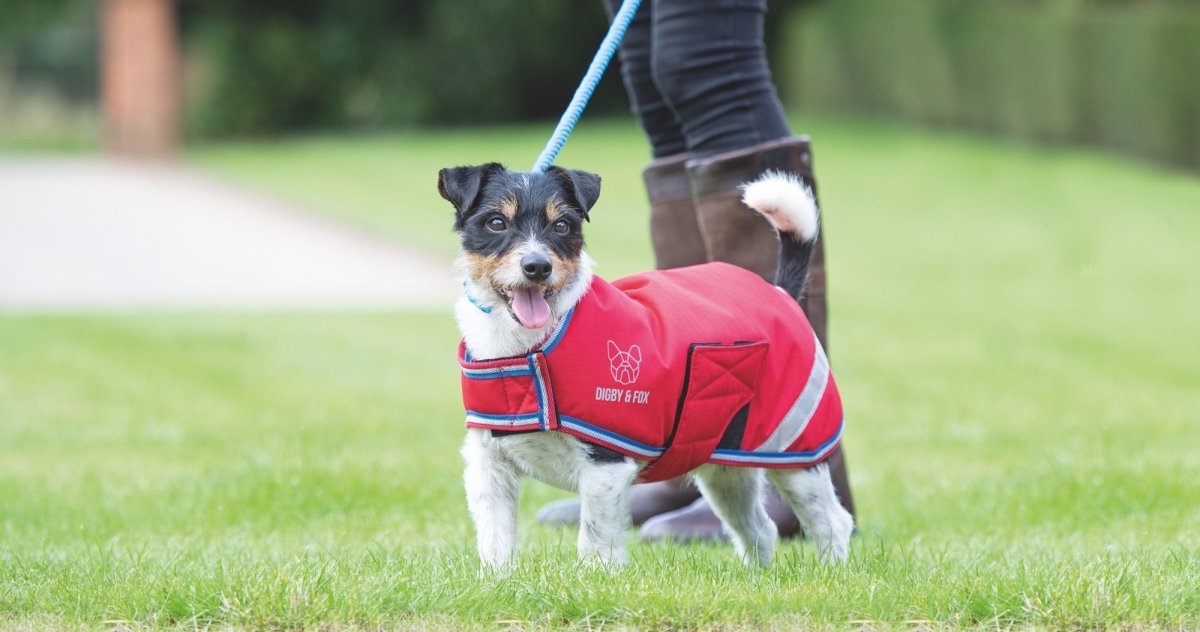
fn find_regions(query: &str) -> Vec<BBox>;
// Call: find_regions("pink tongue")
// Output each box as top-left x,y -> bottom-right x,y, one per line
511,287 -> 550,329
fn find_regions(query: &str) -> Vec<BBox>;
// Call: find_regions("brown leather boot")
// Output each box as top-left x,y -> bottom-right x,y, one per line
640,137 -> 855,543
687,140 -> 791,281
644,153 -> 709,269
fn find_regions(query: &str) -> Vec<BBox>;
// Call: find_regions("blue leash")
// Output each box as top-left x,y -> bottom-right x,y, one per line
531,0 -> 642,173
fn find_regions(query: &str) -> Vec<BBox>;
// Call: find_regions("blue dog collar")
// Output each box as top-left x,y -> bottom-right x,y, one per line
463,282 -> 493,314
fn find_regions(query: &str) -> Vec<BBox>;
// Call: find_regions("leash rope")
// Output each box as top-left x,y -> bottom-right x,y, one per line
531,0 -> 642,173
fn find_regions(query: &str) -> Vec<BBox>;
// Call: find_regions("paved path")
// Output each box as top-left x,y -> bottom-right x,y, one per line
0,158 -> 456,311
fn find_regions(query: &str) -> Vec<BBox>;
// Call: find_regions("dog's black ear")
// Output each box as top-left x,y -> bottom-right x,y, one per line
549,166 -> 601,221
438,163 -> 504,229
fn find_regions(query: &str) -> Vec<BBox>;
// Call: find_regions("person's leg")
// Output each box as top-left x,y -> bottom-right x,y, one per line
544,0 -> 856,537
649,0 -> 787,279
601,0 -> 707,269
602,2 -> 712,518
537,1 -> 704,528
649,0 -> 790,159
636,0 -> 855,541
603,0 -> 686,159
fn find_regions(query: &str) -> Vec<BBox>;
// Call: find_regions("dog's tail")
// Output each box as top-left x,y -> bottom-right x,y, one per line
741,171 -> 820,302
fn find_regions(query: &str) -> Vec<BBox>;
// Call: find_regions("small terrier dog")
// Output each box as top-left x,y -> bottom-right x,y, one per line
439,163 -> 853,569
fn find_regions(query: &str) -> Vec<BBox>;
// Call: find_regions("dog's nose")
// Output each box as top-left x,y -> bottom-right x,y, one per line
521,253 -> 552,281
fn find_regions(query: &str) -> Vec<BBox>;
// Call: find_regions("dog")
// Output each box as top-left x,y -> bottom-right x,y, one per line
439,163 -> 853,569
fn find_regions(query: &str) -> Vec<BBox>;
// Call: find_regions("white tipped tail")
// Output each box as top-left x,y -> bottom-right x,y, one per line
740,170 -> 820,301
741,170 -> 818,242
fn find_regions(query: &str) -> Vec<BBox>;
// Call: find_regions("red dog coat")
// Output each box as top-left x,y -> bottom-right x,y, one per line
459,262 -> 843,483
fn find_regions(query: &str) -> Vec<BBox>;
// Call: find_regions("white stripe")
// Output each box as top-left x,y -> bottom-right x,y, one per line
559,419 -> 662,459
754,333 -> 830,452
465,413 -> 540,427
462,365 -> 531,377
531,355 -> 550,428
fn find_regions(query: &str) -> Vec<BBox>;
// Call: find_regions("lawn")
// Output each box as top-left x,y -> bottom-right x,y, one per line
3,115 -> 1200,630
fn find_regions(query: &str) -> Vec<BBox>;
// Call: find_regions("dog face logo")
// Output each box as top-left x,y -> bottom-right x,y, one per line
607,340 -> 641,386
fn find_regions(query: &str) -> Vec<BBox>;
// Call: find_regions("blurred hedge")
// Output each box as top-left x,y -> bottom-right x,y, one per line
781,0 -> 1200,169
178,0 -> 635,137
0,0 -> 95,101
177,0 -> 810,138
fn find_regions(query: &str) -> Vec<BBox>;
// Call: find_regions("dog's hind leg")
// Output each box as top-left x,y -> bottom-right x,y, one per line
576,458 -> 639,567
461,428 -> 521,569
692,465 -> 777,566
766,463 -> 853,564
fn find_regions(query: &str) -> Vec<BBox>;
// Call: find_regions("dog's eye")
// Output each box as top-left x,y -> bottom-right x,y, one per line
552,220 -> 570,235
486,216 -> 508,233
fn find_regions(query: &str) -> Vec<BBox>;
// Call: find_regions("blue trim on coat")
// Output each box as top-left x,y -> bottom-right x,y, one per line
558,415 -> 665,459
539,307 -> 575,354
529,355 -> 550,430
465,410 -> 542,425
710,420 -> 844,464
461,365 -> 534,380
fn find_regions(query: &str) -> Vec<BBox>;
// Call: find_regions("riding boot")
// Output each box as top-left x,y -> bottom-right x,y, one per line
640,137 -> 855,543
536,154 -> 707,528
645,153 -> 709,269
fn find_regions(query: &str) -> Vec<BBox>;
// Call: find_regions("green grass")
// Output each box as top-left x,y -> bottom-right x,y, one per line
3,116 -> 1200,630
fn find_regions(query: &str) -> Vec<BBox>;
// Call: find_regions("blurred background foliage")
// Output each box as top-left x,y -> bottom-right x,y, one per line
0,0 -> 1197,167
783,0 -> 1200,168
0,0 -> 97,149
174,0 -> 634,136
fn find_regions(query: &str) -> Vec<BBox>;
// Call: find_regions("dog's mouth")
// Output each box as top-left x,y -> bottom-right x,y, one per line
496,285 -> 553,329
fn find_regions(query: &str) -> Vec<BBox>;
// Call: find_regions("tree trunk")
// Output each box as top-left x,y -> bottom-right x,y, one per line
101,0 -> 179,158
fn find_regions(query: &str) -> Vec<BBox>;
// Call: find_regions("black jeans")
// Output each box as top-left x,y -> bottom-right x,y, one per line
603,0 -> 792,159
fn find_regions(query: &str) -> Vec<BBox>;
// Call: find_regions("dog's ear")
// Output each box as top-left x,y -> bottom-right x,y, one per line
549,166 -> 601,221
627,344 -> 641,364
438,163 -> 504,229
607,340 -> 620,361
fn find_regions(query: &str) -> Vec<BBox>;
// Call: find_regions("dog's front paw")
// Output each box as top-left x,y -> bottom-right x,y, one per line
577,535 -> 628,572
579,548 -> 628,573
733,518 -> 778,568
815,508 -> 853,565
477,552 -> 518,576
